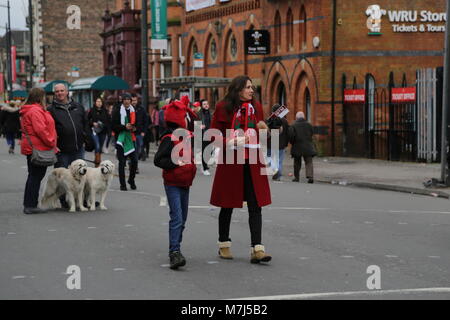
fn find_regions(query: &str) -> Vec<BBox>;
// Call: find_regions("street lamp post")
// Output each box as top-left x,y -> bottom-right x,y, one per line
0,1 -> 13,100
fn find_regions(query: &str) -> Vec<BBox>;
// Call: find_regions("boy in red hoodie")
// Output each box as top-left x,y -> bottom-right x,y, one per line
154,99 -> 197,270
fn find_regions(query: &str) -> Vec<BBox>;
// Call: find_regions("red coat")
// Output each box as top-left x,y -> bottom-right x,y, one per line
210,100 -> 271,208
20,103 -> 57,155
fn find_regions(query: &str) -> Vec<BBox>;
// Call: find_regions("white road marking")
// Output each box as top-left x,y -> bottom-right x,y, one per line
113,268 -> 126,271
340,255 -> 354,258
428,256 -> 441,259
332,221 -> 341,224
2,159 -> 12,163
48,229 -> 57,232
87,227 -> 97,229
364,221 -> 374,224
124,224 -> 134,227
299,257 -> 310,260
7,232 -> 16,235
160,264 -> 170,268
207,261 -> 219,264
398,222 -> 408,225
385,255 -> 398,258
231,287 -> 450,300
160,196 -> 167,207
12,276 -> 26,279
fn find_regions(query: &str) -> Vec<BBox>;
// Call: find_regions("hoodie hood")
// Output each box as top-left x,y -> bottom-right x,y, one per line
19,103 -> 44,117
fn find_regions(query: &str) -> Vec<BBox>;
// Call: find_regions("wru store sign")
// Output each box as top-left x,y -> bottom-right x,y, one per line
366,4 -> 447,34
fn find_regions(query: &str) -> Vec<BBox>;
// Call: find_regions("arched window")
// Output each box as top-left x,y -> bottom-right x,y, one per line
230,34 -> 238,60
107,53 -> 114,75
116,51 -> 122,78
305,87 -> 311,122
277,81 -> 286,105
274,11 -> 281,52
187,38 -> 198,75
300,5 -> 307,48
286,8 -> 294,51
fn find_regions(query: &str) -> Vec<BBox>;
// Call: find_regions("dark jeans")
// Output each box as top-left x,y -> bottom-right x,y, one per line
136,134 -> 144,158
116,144 -> 137,187
55,149 -> 85,169
164,185 -> 190,252
218,163 -> 262,246
5,132 -> 15,149
24,155 -> 48,208
93,132 -> 107,153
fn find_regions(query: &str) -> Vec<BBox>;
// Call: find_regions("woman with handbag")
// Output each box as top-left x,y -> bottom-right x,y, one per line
20,87 -> 57,214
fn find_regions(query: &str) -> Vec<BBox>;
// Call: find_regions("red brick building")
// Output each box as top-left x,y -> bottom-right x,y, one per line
104,0 -> 446,157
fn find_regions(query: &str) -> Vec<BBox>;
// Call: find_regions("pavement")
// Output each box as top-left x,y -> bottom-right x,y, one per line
275,153 -> 449,199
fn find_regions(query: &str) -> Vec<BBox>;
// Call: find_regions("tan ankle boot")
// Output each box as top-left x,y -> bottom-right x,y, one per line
218,241 -> 233,259
250,245 -> 272,264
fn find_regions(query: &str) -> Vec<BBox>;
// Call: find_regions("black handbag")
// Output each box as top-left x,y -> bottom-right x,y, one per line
23,126 -> 57,167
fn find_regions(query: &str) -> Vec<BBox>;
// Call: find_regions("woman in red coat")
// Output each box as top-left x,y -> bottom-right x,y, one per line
20,88 -> 57,214
210,75 -> 272,264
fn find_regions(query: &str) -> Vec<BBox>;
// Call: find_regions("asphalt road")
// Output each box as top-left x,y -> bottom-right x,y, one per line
1,143 -> 450,300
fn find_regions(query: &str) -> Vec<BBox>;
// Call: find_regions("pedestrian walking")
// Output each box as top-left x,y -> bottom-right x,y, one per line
289,111 -> 316,183
131,93 -> 149,165
112,93 -> 138,191
150,104 -> 160,147
266,104 -> 289,181
154,99 -> 197,270
195,99 -> 213,176
87,97 -> 110,167
210,75 -> 272,264
0,100 -> 21,154
20,88 -> 57,214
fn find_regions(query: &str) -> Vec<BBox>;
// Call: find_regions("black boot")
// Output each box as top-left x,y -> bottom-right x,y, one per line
169,251 -> 185,270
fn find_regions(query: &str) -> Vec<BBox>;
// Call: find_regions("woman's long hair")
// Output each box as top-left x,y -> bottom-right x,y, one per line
93,97 -> 105,109
25,88 -> 46,107
222,75 -> 253,115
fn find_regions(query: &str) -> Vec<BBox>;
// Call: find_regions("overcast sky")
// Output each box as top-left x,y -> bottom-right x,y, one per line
0,0 -> 28,36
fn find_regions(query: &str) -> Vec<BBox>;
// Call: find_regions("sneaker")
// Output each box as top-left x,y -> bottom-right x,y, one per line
23,207 -> 47,214
292,178 -> 299,182
272,172 -> 280,181
120,185 -> 128,191
307,178 -> 314,184
169,251 -> 185,270
202,169 -> 211,176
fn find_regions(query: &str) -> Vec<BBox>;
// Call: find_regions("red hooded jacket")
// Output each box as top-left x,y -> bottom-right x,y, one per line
20,103 -> 57,155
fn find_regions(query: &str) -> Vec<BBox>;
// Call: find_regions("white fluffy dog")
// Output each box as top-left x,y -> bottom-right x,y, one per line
41,159 -> 88,212
84,160 -> 115,211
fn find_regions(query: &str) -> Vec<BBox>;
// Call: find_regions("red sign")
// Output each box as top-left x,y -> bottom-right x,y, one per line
11,46 -> 17,83
391,87 -> 416,103
344,89 -> 365,103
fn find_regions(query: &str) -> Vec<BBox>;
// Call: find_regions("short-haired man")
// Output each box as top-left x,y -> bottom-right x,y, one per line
112,93 -> 138,191
195,99 -> 212,175
131,93 -> 149,165
48,83 -> 90,168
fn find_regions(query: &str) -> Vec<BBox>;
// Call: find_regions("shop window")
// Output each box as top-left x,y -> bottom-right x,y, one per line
274,11 -> 281,52
300,6 -> 307,48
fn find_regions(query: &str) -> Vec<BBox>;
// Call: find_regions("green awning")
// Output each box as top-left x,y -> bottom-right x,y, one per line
37,80 -> 70,93
12,90 -> 28,98
69,75 -> 129,91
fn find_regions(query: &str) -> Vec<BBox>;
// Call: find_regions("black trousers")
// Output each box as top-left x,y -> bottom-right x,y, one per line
293,156 -> 314,180
218,163 -> 262,246
116,144 -> 137,187
23,155 -> 48,208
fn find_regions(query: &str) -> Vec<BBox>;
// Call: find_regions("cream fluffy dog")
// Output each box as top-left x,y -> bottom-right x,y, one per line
41,159 -> 88,212
84,160 -> 115,211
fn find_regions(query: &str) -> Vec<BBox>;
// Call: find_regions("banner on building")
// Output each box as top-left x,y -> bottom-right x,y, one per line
344,89 -> 366,103
194,52 -> 204,69
11,46 -> 17,83
391,87 -> 416,103
244,30 -> 270,55
186,0 -> 215,12
151,0 -> 168,50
